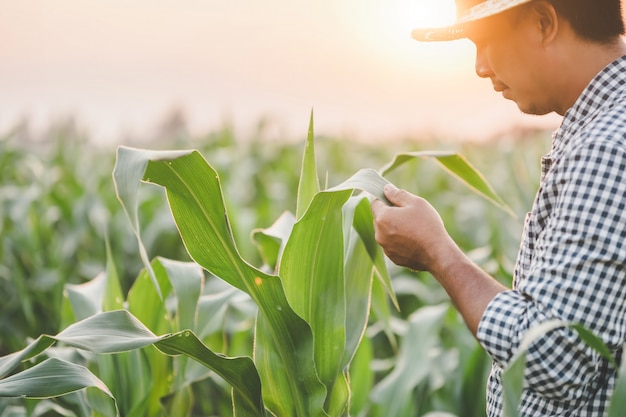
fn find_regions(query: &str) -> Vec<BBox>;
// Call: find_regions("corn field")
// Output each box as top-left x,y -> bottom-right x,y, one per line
1,118 -> 624,417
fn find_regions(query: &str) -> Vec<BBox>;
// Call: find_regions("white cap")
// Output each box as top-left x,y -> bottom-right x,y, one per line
411,0 -> 534,41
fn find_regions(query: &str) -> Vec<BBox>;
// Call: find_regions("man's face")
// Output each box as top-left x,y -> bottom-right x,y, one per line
464,6 -> 556,115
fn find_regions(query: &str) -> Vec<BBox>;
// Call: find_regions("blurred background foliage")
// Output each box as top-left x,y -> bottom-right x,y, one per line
0,117 -> 551,416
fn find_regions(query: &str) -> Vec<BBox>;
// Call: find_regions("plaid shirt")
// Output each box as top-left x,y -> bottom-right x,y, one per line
477,55 -> 626,416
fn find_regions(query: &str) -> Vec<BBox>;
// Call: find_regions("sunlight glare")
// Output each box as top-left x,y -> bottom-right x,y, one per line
339,0 -> 457,46
374,0 -> 457,42
344,0 -> 470,77
410,0 -> 457,29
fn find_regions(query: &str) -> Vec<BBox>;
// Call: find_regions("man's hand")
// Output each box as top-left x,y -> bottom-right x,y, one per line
370,183 -> 458,274
370,183 -> 508,335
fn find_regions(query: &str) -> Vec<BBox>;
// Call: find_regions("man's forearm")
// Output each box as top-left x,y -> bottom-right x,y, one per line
430,246 -> 508,335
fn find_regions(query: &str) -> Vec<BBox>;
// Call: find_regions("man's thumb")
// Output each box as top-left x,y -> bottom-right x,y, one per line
383,183 -> 408,205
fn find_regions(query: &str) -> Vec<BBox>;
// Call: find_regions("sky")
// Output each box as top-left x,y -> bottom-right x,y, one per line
0,0 -> 565,144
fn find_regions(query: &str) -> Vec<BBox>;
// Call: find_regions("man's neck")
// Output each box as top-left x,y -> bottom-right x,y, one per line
556,38 -> 626,115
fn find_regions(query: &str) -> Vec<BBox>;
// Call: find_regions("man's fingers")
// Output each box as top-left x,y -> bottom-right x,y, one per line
371,185 -> 416,212
383,183 -> 413,207
370,199 -> 389,227
370,198 -> 386,211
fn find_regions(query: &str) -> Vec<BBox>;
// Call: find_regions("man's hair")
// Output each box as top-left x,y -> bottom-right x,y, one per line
548,0 -> 625,42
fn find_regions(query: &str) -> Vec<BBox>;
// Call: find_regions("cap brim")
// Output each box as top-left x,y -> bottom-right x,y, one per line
411,0 -> 534,42
411,25 -> 466,42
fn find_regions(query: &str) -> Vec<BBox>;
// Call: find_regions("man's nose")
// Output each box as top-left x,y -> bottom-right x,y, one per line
475,49 -> 493,79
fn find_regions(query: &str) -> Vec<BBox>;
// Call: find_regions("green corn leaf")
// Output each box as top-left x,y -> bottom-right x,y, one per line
328,168 -> 392,206
0,310 -> 266,416
348,336 -> 374,417
327,170 -> 399,310
253,313 -> 294,417
103,234 -> 125,313
502,353 -> 525,417
380,151 -> 514,216
125,259 -> 176,416
279,189 -> 351,392
0,358 -> 115,409
63,239 -> 124,323
251,211 -> 296,272
157,258 -> 203,332
570,323 -> 618,368
113,147 -> 194,299
369,274 -> 398,354
349,196 -> 398,311
113,147 -> 326,417
460,344 -> 490,416
64,272 -> 108,321
161,386 -> 193,417
608,344 -> 626,417
127,261 -> 173,336
155,331 -> 264,416
340,197 -> 376,369
195,287 -> 249,340
251,231 -> 282,272
55,309 -> 159,353
0,337 -> 58,379
370,304 -> 449,417
95,350 -> 152,417
296,110 -> 320,220
326,372 -> 350,417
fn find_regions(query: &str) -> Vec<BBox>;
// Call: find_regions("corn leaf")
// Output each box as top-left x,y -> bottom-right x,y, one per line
369,273 -> 398,354
157,258 -> 203,332
328,168 -> 392,206
114,146 -> 326,417
251,211 -> 296,272
161,386 -> 193,417
0,358 -> 115,405
155,331 -> 263,416
113,148 -> 195,299
55,309 -> 159,353
380,151 -> 513,216
608,345 -> 626,417
326,170 -> 399,310
0,310 -> 266,416
125,260 -> 176,416
279,189 -> 351,392
348,336 -> 374,416
569,323 -> 618,368
460,344 -> 490,416
127,262 -> 173,336
95,350 -> 152,417
195,287 -> 249,340
341,197 -> 376,369
253,313 -> 294,417
0,336 -> 59,379
349,196 -> 398,311
326,372 -> 350,417
64,272 -> 108,321
63,239 -> 124,323
296,110 -> 320,220
371,304 -> 449,417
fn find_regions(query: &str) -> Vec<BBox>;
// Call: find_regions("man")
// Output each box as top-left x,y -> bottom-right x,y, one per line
370,0 -> 626,415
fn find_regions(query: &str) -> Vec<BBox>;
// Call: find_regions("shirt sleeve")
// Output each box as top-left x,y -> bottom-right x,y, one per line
477,138 -> 626,402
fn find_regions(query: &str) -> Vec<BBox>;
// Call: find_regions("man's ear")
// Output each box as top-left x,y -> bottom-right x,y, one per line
530,0 -> 560,45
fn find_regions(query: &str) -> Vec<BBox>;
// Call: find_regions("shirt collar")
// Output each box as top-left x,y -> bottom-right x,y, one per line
551,54 -> 626,156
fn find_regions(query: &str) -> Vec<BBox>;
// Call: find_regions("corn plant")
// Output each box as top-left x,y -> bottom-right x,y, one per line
0,124 -> 191,361
0,116 -> 530,416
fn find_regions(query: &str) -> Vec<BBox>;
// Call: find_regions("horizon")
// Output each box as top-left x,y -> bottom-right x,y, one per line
1,0 -> 565,145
